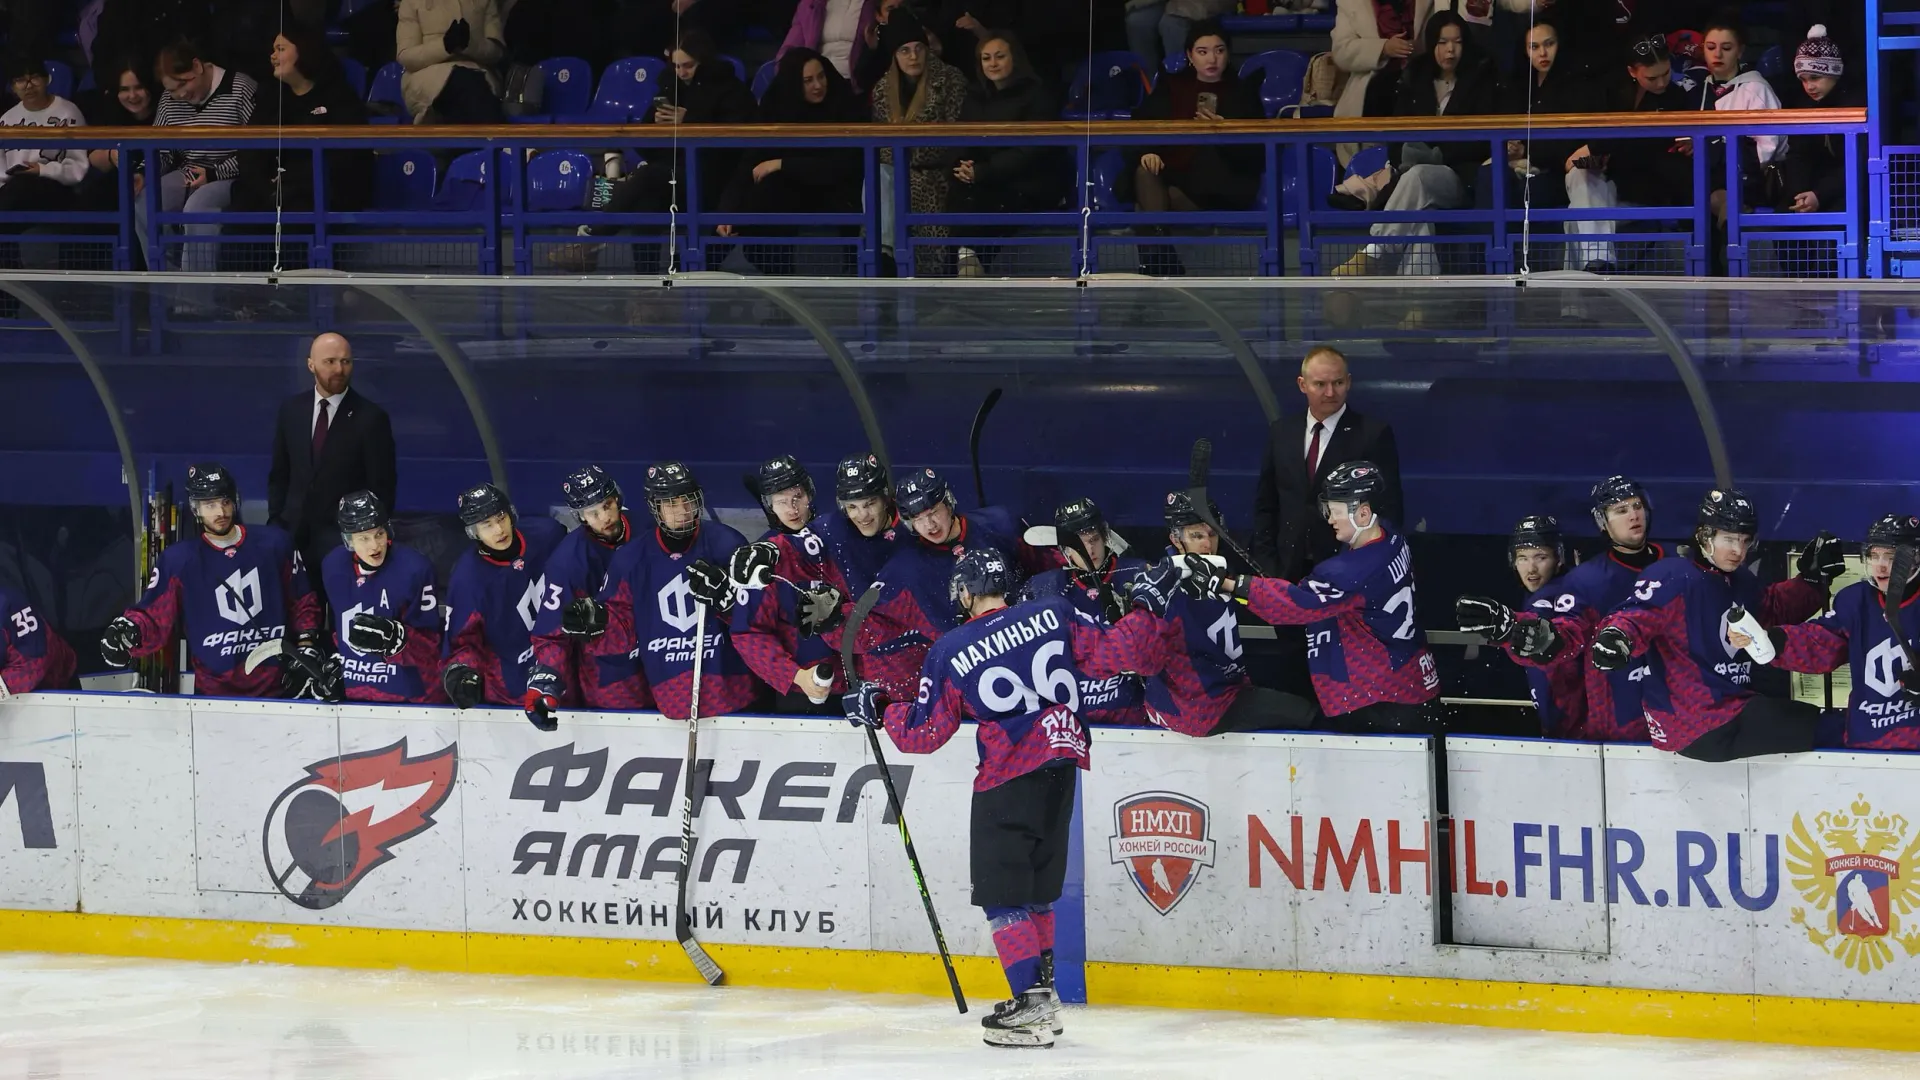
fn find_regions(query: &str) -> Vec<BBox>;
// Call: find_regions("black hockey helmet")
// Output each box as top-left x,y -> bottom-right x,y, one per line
185,462 -> 238,505
949,547 -> 1015,613
1695,487 -> 1759,540
644,461 -> 703,536
1319,460 -> 1385,519
1589,475 -> 1650,532
1164,490 -> 1222,531
561,464 -> 620,511
1867,513 -> 1920,551
753,454 -> 816,530
1056,497 -> 1106,540
457,482 -> 513,528
896,468 -> 955,520
1509,514 -> 1564,564
835,453 -> 889,503
336,490 -> 388,536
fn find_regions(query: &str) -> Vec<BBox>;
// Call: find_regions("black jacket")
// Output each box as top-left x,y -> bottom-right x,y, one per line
1508,64 -> 1604,180
719,71 -> 867,214
645,63 -> 759,209
1252,408 -> 1405,581
1390,57 -> 1499,189
1591,72 -> 1699,207
1778,79 -> 1864,212
233,75 -> 373,212
950,74 -> 1069,206
268,387 -> 398,553
1117,69 -> 1264,207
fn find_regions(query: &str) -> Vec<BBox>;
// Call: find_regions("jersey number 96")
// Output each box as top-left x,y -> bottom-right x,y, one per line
977,640 -> 1080,716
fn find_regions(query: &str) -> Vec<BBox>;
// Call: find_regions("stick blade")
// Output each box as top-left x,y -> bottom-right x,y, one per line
678,931 -> 725,985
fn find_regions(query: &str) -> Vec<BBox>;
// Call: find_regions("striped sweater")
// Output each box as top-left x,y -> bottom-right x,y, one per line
152,66 -> 257,180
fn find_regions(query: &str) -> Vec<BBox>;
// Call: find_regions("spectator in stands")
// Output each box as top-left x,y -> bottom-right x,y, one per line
1124,0 -> 1233,74
548,29 -> 756,273
871,10 -> 966,275
1484,17 -> 1598,241
1778,26 -> 1860,215
78,57 -> 154,212
1698,16 -> 1781,229
1333,0 -> 1434,124
232,23 -> 374,219
1331,11 -> 1495,277
0,55 -> 89,230
779,0 -> 882,82
714,47 -> 865,274
137,37 -> 258,277
946,31 -> 1069,277
91,0 -> 211,98
852,0 -> 908,91
1120,19 -> 1262,276
397,0 -> 506,125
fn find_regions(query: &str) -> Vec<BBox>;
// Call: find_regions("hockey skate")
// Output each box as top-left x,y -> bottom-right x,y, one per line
1037,949 -> 1063,1035
980,990 -> 1055,1049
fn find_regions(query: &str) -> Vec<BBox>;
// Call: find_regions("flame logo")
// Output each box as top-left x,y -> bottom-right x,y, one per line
262,739 -> 457,910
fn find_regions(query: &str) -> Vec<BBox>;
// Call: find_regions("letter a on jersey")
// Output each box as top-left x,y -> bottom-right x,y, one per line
1108,791 -> 1216,915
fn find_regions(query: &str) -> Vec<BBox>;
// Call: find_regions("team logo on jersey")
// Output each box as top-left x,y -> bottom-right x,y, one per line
1786,795 -> 1920,973
1109,791 -> 1216,915
659,576 -> 700,632
262,738 -> 457,910
215,567 -> 265,625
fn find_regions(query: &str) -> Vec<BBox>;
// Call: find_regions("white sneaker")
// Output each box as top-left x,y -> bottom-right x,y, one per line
955,247 -> 984,277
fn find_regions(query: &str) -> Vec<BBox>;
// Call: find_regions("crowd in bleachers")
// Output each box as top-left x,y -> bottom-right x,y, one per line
0,0 -> 1872,277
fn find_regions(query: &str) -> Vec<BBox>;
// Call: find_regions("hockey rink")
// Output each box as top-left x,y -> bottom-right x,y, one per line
0,954 -> 1913,1079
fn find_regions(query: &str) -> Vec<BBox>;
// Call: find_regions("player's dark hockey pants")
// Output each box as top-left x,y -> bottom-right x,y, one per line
971,762 -> 1076,909
1678,695 -> 1819,762
1208,685 -> 1322,734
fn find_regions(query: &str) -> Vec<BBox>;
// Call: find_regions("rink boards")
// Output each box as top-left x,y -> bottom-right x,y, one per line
3,692 -> 1920,1050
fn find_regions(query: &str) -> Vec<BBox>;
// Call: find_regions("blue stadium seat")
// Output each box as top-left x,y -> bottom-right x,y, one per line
1240,49 -> 1307,117
1165,54 -> 1188,74
368,61 -> 408,123
44,60 -> 72,100
537,56 -> 594,116
719,54 -> 747,82
437,150 -> 519,211
1757,45 -> 1785,79
1088,148 -> 1132,211
340,57 -> 367,99
753,60 -> 778,101
588,57 -> 669,122
373,152 -> 438,210
527,151 -> 594,211
1064,52 -> 1153,120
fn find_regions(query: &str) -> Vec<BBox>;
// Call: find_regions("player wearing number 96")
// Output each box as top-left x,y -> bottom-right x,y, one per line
0,583 -> 77,698
1184,461 -> 1441,734
324,491 -> 446,703
441,483 -> 567,712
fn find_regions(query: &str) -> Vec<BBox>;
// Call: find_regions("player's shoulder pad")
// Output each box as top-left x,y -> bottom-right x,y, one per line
1831,578 -> 1879,619
522,515 -> 568,552
321,543 -> 355,576
1526,578 -> 1579,615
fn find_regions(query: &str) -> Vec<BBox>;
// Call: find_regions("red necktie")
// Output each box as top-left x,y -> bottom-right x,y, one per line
312,398 -> 330,460
1306,420 -> 1324,478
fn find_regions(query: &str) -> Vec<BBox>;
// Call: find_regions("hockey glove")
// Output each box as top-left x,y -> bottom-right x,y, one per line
686,560 -> 735,612
843,679 -> 887,729
561,597 -> 606,638
796,583 -> 846,637
281,644 -> 330,699
523,665 -> 562,731
347,613 -> 407,658
444,663 -> 484,710
1510,617 -> 1559,660
314,654 -> 346,702
441,16 -> 471,54
729,541 -> 780,590
1724,604 -> 1778,664
99,616 -> 140,668
1901,668 -> 1920,703
1128,559 -> 1181,617
1798,531 -> 1845,587
1095,582 -> 1125,625
1590,626 -> 1633,671
1455,596 -> 1516,644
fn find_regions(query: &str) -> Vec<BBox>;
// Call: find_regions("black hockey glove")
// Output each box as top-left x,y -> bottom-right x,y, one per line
686,559 -> 734,612
843,679 -> 887,729
1129,559 -> 1181,617
1455,596 -> 1516,644
729,541 -> 780,590
796,583 -> 846,637
347,613 -> 407,658
1095,582 -> 1125,625
314,654 -> 346,702
99,616 -> 140,668
1798,531 -> 1845,587
1510,617 -> 1559,660
1590,626 -> 1633,671
561,597 -> 606,638
1901,668 -> 1920,703
444,663 -> 484,710
1177,553 -> 1230,600
441,16 -> 471,54
523,665 -> 562,731
281,643 -> 330,698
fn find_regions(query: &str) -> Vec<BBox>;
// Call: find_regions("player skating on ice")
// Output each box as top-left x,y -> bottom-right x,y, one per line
441,482 -> 567,725
1590,488 -> 1840,759
324,491 -> 446,703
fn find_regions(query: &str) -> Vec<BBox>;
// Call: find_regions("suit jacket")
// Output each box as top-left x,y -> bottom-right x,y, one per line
1251,408 -> 1404,582
268,387 -> 398,551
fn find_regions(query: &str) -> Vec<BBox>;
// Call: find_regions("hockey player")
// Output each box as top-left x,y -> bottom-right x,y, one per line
569,462 -> 761,719
1457,476 -> 1665,742
1733,513 -> 1919,750
844,549 -> 1101,1049
1018,498 -> 1148,726
100,463 -> 324,698
0,584 -> 76,696
730,455 -> 848,713
323,491 -> 446,703
1455,516 -> 1583,738
529,466 -> 634,710
1182,462 -> 1442,733
811,453 -> 909,598
1590,488 -> 1841,760
441,483 -> 568,726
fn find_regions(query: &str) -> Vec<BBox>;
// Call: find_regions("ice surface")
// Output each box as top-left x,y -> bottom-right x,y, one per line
0,953 -> 1913,1079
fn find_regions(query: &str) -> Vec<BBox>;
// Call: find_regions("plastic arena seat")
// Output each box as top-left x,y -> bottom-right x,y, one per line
437,150 -> 520,211
1064,51 -> 1154,120
1240,50 -> 1307,117
719,54 -> 747,82
44,59 -> 73,100
752,60 -> 778,101
526,150 -> 593,211
368,61 -> 408,123
585,57 -> 670,122
536,56 -> 594,116
1087,148 -> 1132,211
372,151 -> 439,210
1758,45 -> 1786,80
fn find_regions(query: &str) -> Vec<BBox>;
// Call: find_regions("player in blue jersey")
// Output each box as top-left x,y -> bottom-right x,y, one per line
1742,513 -> 1920,751
1455,515 -> 1582,738
730,455 -> 849,713
846,548 -> 1115,1049
0,584 -> 76,697
323,491 -> 446,704
101,463 -> 323,698
529,466 -> 634,711
810,453 -> 909,599
441,483 -> 568,725
1020,498 -> 1148,726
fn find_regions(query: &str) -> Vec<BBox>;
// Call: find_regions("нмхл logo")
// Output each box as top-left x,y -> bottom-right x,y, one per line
1109,791 -> 1216,915
262,739 -> 456,909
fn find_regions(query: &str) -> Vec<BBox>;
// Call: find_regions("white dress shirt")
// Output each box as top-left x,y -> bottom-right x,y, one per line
313,387 -> 346,435
1304,404 -> 1347,465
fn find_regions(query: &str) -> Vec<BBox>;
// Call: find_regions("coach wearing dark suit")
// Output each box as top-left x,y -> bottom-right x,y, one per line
268,332 -> 397,603
1252,345 -> 1404,582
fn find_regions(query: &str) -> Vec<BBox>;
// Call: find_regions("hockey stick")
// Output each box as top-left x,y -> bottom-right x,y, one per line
675,601 -> 725,986
1885,544 -> 1920,675
1187,438 -> 1268,577
969,387 -> 1003,506
843,583 -> 967,1014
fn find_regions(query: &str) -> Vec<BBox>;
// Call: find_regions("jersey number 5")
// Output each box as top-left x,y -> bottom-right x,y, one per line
978,640 -> 1080,716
